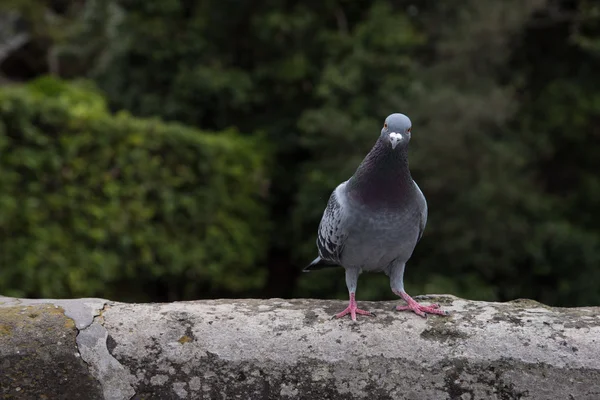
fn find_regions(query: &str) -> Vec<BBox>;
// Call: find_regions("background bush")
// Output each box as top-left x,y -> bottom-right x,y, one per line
0,0 -> 599,306
0,77 -> 270,301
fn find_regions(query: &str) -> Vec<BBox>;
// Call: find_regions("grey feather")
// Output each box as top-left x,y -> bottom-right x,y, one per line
304,184 -> 349,271
414,182 -> 428,243
316,184 -> 348,262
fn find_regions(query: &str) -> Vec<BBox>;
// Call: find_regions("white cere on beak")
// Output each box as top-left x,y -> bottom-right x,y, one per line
389,132 -> 403,149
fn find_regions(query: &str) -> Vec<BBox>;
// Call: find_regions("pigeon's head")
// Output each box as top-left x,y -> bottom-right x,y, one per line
381,113 -> 412,150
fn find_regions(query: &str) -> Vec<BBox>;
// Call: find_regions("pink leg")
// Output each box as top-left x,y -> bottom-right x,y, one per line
334,292 -> 375,321
393,290 -> 449,318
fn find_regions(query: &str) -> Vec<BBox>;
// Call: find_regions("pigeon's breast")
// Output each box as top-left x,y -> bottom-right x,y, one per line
340,204 -> 421,271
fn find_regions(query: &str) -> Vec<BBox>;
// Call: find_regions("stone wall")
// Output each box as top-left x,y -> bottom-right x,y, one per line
1,295 -> 599,399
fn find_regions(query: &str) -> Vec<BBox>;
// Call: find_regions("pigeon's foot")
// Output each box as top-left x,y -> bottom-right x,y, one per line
334,292 -> 375,322
394,291 -> 449,318
335,304 -> 373,321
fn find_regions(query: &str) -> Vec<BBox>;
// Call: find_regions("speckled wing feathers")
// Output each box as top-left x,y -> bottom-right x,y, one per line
316,185 -> 348,264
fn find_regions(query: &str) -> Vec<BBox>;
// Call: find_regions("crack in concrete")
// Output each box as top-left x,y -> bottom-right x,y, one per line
0,296 -> 137,400
76,302 -> 137,400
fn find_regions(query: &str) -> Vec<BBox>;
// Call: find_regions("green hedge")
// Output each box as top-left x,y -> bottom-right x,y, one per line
0,77 -> 270,301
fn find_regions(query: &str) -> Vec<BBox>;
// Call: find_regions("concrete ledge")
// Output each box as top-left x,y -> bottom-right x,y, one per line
1,295 -> 599,399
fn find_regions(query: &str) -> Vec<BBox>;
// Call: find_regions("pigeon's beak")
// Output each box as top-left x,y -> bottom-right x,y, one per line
389,132 -> 403,149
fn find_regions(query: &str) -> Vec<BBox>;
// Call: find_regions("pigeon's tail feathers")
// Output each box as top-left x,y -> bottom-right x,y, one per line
303,256 -> 339,272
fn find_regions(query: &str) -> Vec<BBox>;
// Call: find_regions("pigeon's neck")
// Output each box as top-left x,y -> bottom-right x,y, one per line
346,137 -> 414,208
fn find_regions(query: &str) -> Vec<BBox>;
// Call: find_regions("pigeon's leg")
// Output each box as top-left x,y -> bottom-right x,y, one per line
389,261 -> 448,318
334,268 -> 374,321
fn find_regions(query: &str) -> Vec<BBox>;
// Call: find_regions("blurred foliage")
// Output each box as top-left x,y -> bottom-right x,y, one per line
0,0 -> 599,306
0,77 -> 270,301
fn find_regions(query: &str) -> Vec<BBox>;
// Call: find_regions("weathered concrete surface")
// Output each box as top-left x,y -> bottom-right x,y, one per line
1,295 -> 600,400
0,300 -> 104,400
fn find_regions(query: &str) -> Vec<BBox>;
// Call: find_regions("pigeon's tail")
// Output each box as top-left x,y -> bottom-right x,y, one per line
303,256 -> 339,272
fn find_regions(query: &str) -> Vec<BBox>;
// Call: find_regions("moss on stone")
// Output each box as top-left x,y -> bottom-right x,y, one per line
178,335 -> 193,344
0,304 -> 103,399
0,324 -> 12,336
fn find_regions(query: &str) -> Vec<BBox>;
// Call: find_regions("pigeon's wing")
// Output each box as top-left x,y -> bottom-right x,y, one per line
316,183 -> 350,264
414,181 -> 428,243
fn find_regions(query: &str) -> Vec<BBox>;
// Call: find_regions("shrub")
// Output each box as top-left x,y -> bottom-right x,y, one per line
0,77 -> 270,301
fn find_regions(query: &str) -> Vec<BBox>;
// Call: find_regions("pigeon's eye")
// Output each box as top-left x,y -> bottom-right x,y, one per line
407,127 -> 411,133
384,123 -> 388,129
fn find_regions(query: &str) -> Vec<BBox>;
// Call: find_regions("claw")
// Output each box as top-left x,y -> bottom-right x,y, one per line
394,291 -> 449,318
335,305 -> 374,321
334,292 -> 374,321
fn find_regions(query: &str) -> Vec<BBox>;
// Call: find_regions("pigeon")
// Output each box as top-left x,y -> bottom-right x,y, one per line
305,113 -> 448,321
